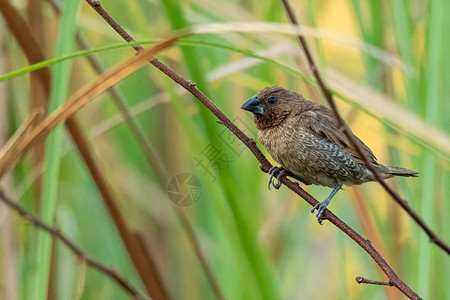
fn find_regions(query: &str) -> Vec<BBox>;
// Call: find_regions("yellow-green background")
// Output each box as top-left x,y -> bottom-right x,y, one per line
0,0 -> 448,299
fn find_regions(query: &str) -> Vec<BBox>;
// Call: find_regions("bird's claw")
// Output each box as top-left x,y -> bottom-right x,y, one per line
310,184 -> 341,225
311,201 -> 329,225
268,166 -> 284,190
274,169 -> 285,189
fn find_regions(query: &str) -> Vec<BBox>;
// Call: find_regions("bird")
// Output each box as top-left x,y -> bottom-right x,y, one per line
241,86 -> 418,224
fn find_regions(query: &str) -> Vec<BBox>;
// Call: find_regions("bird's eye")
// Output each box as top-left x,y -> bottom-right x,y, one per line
267,96 -> 278,105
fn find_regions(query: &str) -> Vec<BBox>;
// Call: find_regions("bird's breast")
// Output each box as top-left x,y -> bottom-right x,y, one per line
258,124 -> 312,171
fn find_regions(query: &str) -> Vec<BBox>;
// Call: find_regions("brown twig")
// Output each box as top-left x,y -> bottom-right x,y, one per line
279,0 -> 449,256
356,276 -> 394,287
278,177 -> 420,299
84,1 -> 421,299
350,187 -> 399,300
0,190 -> 144,299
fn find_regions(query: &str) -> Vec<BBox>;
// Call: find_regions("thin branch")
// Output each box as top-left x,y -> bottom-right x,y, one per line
356,276 -> 394,287
350,187 -> 398,300
279,0 -> 449,255
84,1 -> 421,299
0,190 -> 144,299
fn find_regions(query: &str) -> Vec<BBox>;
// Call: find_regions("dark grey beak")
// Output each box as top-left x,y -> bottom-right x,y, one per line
241,95 -> 264,115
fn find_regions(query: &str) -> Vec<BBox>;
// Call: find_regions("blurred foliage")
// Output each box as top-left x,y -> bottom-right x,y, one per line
0,0 -> 448,299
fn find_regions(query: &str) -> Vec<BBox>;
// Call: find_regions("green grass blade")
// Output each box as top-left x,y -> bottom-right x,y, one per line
31,0 -> 80,299
161,1 -> 281,298
391,0 -> 419,110
418,0 -> 445,297
0,42 -> 143,82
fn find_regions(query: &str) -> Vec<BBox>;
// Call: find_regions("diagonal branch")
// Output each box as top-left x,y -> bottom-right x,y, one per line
84,1 -> 421,298
279,0 -> 449,256
0,190 -> 144,299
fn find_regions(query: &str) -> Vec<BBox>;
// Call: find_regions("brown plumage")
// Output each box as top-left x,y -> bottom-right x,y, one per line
241,86 -> 418,223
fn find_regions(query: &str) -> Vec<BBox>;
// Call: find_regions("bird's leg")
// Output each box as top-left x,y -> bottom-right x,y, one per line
311,184 -> 342,224
268,166 -> 284,190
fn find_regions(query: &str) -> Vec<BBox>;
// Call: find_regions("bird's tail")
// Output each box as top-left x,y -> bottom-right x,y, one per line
383,165 -> 419,177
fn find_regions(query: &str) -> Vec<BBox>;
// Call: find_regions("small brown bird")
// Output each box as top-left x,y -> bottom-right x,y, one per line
241,86 -> 418,224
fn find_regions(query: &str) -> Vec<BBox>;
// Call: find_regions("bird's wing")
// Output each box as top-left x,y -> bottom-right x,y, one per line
297,104 -> 377,165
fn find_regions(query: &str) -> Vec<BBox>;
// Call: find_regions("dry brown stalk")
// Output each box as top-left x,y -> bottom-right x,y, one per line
0,38 -> 178,177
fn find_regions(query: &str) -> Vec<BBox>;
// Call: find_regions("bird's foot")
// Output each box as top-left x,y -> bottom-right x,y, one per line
310,199 -> 331,225
310,184 -> 342,225
268,166 -> 285,190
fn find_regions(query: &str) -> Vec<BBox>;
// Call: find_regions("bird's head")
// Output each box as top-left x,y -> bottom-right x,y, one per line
241,86 -> 303,130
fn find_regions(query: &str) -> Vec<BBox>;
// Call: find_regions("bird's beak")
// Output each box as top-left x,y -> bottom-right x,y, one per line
241,95 -> 264,115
